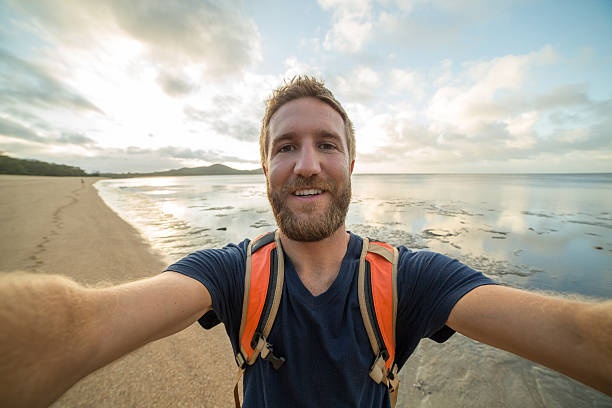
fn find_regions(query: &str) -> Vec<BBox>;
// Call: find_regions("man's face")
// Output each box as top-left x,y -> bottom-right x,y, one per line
265,97 -> 354,242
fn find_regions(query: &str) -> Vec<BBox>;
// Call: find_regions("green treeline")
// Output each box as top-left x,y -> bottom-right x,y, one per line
0,154 -> 87,176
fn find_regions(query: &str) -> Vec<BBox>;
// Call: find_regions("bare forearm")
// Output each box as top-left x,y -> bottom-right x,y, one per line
0,273 -> 102,407
0,271 -> 211,407
93,272 -> 211,364
572,299 -> 612,394
449,286 -> 612,396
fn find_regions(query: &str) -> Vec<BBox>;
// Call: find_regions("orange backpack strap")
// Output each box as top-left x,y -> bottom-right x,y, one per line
358,237 -> 400,407
233,230 -> 285,408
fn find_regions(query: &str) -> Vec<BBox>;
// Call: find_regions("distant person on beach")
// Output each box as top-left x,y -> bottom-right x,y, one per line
1,76 -> 611,407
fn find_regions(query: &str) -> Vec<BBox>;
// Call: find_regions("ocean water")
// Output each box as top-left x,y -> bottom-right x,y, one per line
95,173 -> 612,299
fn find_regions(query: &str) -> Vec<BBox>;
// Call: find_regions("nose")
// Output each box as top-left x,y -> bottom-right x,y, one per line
293,144 -> 321,178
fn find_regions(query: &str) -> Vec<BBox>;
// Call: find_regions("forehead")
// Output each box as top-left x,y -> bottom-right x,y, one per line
268,97 -> 346,145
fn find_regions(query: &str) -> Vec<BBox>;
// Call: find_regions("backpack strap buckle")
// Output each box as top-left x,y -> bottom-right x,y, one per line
252,331 -> 286,370
368,352 -> 387,383
260,341 -> 286,370
369,354 -> 400,394
235,352 -> 246,369
386,363 -> 399,392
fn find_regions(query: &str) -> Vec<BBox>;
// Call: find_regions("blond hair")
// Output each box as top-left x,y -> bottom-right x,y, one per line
259,76 -> 355,167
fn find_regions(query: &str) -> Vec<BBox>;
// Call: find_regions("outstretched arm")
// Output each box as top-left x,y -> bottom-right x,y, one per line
447,285 -> 612,396
0,271 -> 211,408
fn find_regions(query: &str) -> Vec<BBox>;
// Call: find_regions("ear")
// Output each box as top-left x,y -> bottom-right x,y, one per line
349,160 -> 355,174
262,165 -> 268,177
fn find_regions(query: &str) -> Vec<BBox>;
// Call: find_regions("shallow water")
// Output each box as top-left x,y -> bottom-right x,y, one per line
95,173 -> 612,299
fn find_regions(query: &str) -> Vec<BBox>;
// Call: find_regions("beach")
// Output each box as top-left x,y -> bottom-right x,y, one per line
0,176 -> 236,407
1,175 -> 610,407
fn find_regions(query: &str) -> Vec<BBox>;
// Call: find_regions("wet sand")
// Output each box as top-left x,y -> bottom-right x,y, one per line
0,176 -> 235,407
396,333 -> 610,408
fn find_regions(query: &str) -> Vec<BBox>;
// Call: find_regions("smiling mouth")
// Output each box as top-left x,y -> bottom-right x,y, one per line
293,188 -> 324,196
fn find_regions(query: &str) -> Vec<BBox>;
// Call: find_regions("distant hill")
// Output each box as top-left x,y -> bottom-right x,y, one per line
0,154 -> 262,178
0,154 -> 87,177
99,163 -> 263,178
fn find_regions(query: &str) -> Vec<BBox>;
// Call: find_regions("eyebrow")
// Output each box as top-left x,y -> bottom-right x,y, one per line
270,132 -> 296,150
317,129 -> 344,143
270,129 -> 344,151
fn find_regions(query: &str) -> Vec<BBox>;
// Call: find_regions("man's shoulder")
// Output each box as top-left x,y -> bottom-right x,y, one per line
397,247 -> 448,265
198,238 -> 251,256
346,231 -> 463,271
165,238 -> 251,274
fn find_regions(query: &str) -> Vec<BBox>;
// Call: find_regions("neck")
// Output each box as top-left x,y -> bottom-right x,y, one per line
278,227 -> 350,296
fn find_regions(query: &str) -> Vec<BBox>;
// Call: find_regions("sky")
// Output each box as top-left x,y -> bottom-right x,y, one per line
0,0 -> 611,174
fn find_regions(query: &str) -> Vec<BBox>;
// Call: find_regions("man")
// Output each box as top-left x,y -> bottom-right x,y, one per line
1,77 -> 611,407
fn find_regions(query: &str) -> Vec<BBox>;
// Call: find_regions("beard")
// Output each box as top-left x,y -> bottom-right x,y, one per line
267,174 -> 351,242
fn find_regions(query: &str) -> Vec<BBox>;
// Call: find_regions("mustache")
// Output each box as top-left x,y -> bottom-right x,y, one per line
280,175 -> 336,194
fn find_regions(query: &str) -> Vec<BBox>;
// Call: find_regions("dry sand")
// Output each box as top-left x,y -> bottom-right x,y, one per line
1,175 -> 610,407
0,176 -> 235,407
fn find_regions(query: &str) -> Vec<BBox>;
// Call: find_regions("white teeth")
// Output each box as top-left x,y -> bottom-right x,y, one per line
294,189 -> 323,196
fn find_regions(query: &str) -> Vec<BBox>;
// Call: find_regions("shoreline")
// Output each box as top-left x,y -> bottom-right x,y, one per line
0,175 -> 235,407
1,175 -> 609,407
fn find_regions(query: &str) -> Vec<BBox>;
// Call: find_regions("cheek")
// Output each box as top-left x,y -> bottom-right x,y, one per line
326,157 -> 351,177
267,160 -> 289,186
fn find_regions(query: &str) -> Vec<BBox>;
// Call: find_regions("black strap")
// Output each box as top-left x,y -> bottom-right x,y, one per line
251,232 -> 275,253
199,310 -> 222,329
364,260 -> 389,362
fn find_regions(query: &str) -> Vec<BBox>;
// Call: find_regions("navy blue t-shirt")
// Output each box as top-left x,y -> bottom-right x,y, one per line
166,233 -> 495,407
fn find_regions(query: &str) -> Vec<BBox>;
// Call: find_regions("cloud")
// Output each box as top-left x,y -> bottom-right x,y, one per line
125,145 -> 254,163
183,106 -> 214,122
156,71 -> 198,97
319,0 -> 523,56
184,105 -> 259,142
426,46 -> 559,133
320,0 -> 373,53
0,117 -> 46,143
209,120 -> 259,142
7,0 -> 262,79
533,84 -> 589,110
283,56 -> 322,79
0,48 -> 102,114
112,1 -> 262,76
0,117 -> 97,148
96,145 -> 259,172
388,69 -> 425,100
56,132 -> 96,146
350,47 -> 612,173
181,73 -> 276,145
356,91 -> 612,172
165,147 -> 258,164
332,66 -> 381,102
